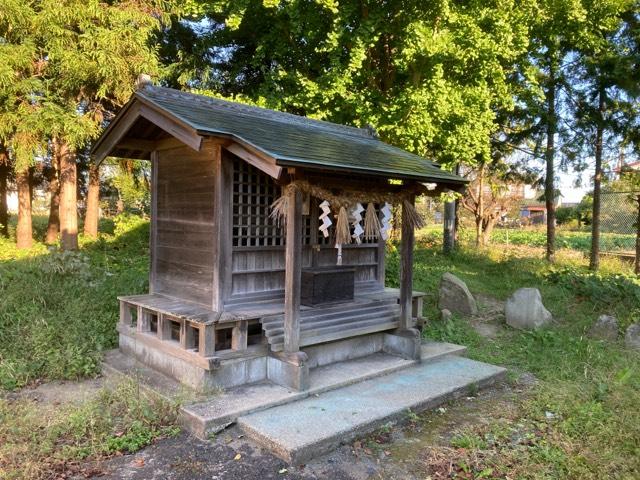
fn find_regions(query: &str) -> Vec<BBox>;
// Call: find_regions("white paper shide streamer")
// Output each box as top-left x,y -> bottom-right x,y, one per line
380,202 -> 392,240
319,200 -> 332,238
350,203 -> 365,244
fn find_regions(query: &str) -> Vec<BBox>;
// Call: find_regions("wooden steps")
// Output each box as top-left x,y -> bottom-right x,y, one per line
261,300 -> 400,352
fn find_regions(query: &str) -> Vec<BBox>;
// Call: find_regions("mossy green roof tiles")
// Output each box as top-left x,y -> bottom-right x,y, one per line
104,85 -> 467,184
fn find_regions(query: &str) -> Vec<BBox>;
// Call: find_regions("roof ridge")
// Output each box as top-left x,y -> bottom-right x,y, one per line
140,85 -> 374,140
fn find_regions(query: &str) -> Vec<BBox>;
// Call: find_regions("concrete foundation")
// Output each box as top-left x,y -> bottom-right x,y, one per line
119,328 -> 398,391
383,329 -> 422,360
303,333 -> 385,368
119,331 -> 269,390
267,352 -> 309,391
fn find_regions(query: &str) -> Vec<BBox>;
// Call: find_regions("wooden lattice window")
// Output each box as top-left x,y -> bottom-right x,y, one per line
232,159 -> 284,247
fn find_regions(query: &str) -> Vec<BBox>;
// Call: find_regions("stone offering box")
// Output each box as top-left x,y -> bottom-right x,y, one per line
300,266 -> 355,306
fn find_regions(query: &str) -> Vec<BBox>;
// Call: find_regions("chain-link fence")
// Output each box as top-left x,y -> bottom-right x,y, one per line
600,191 -> 639,256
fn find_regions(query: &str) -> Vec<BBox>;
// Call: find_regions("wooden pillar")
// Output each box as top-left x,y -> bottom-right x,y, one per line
284,187 -> 303,353
149,151 -> 158,293
137,306 -> 150,332
399,196 -> 415,330
232,320 -> 248,351
199,325 -> 216,357
157,313 -> 171,341
212,145 -> 232,311
119,301 -> 131,326
376,209 -> 386,287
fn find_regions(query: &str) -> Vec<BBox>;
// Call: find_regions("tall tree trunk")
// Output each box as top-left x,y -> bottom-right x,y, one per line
45,145 -> 60,244
443,200 -> 456,254
545,57 -> 557,263
16,168 -> 32,249
635,194 -> 640,275
482,217 -> 497,247
475,163 -> 485,248
83,162 -> 100,238
58,140 -> 78,250
0,147 -> 9,238
589,86 -> 606,270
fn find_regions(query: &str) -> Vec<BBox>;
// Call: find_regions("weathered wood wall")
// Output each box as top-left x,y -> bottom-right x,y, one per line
153,143 -> 217,305
227,153 -> 384,299
150,142 -> 385,307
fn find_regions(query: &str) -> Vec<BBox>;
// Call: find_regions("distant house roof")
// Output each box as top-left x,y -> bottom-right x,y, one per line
522,205 -> 546,212
91,85 -> 466,186
614,160 -> 640,173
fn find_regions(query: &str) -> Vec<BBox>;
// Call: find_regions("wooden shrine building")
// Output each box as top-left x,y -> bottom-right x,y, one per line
91,82 -> 466,391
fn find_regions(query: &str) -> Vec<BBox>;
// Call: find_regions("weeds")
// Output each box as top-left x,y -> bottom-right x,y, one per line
0,216 -> 149,389
0,378 -> 180,479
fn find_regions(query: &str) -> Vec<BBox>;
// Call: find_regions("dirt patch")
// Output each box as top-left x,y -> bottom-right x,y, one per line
470,293 -> 506,339
83,430 -> 363,480
2,376 -> 106,406
83,381 -> 529,480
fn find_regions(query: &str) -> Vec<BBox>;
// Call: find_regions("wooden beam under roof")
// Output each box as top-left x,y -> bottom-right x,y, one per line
93,103 -> 142,163
138,104 -> 203,152
225,141 -> 283,180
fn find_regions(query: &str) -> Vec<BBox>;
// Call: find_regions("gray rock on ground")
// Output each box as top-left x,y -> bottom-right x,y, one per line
625,324 -> 640,350
588,314 -> 619,341
440,309 -> 452,321
505,288 -> 552,330
438,272 -> 478,316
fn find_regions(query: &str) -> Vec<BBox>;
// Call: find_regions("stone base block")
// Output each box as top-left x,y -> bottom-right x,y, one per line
303,334 -> 385,368
383,329 -> 422,360
267,352 -> 310,391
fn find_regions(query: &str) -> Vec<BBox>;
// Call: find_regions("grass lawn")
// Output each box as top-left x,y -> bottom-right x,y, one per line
1,216 -> 639,478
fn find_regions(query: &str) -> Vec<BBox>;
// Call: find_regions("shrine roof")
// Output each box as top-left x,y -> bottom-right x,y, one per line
93,85 -> 467,186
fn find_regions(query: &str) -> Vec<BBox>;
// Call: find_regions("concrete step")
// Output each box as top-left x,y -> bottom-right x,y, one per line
237,355 -> 506,464
179,341 -> 467,438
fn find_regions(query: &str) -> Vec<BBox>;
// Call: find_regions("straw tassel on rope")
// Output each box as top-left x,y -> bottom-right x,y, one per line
402,199 -> 425,229
364,202 -> 381,240
269,194 -> 289,226
335,206 -> 352,246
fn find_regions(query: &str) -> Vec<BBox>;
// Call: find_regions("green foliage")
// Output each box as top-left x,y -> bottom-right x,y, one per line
412,239 -> 640,477
416,225 -> 636,252
556,206 -> 578,225
167,0 -> 534,168
545,267 -> 640,326
0,218 -> 149,390
0,0 -> 167,185
113,212 -> 150,238
0,378 -> 180,479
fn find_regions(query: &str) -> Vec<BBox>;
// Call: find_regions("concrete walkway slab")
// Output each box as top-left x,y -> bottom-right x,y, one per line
237,356 -> 506,464
181,341 -> 467,437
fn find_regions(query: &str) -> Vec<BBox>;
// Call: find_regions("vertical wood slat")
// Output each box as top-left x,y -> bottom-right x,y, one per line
399,195 -> 415,330
284,187 -> 303,353
186,324 -> 197,350
137,306 -> 150,332
232,320 -> 248,351
212,146 -> 233,311
157,313 -> 171,341
119,301 -> 131,326
179,319 -> 188,348
149,151 -> 158,293
376,210 -> 386,288
199,325 -> 216,357
309,198 -> 319,268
